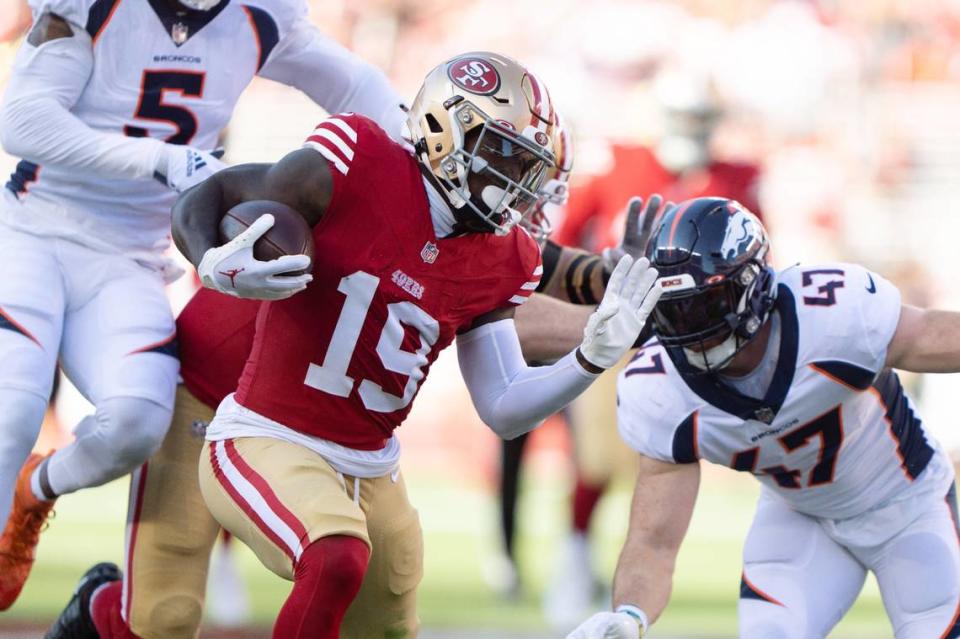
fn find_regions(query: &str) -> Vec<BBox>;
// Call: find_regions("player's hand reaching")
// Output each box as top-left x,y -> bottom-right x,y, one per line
567,611 -> 645,639
155,145 -> 228,193
578,255 -> 661,370
198,214 -> 313,300
602,195 -> 671,272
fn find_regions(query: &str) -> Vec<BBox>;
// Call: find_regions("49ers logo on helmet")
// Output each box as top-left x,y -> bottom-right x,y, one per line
448,57 -> 501,96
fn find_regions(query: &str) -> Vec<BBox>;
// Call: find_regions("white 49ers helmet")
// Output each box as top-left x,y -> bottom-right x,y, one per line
407,52 -> 559,235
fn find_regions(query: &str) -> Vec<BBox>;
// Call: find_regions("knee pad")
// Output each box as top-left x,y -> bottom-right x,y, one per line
98,396 -> 173,466
134,595 -> 203,639
739,602 -> 806,639
297,535 -> 370,594
887,531 -> 959,614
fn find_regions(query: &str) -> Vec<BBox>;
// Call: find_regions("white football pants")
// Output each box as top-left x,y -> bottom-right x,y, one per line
739,486 -> 960,639
0,221 -> 178,525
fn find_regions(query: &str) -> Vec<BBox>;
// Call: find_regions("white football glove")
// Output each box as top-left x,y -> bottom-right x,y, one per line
198,213 -> 313,301
155,144 -> 227,192
578,255 -> 661,370
567,611 -> 644,639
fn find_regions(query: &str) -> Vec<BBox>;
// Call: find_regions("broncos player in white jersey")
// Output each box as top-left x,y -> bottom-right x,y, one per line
0,0 -> 405,612
570,197 -> 960,639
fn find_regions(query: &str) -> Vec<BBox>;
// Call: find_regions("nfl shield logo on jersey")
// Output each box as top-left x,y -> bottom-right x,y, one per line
421,241 -> 439,264
171,22 -> 189,46
754,407 -> 775,424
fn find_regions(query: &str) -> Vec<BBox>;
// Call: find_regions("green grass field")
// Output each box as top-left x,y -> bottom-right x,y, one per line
0,469 -> 891,638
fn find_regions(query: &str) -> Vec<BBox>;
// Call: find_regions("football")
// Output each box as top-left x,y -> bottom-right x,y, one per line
219,200 -> 315,274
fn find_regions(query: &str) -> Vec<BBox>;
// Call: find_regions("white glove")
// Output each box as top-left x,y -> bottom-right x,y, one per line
155,144 -> 227,192
567,611 -> 644,639
579,255 -> 661,369
198,213 -> 313,301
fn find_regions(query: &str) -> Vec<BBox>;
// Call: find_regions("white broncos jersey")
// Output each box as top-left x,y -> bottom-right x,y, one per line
4,0 -> 311,254
619,263 -> 954,521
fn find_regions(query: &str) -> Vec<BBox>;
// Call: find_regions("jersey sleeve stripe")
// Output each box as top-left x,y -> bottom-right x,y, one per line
508,294 -> 530,305
809,361 -> 876,391
533,264 -> 544,276
311,126 -> 355,161
304,141 -> 349,176
85,0 -> 122,44
325,117 -> 359,143
241,5 -> 280,72
671,410 -> 699,463
520,280 -> 540,291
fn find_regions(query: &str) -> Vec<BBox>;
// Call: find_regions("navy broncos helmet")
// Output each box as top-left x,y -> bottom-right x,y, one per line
645,197 -> 776,372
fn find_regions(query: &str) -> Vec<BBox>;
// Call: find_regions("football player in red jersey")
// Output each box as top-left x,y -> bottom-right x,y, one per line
163,52 -> 663,638
44,113 -> 655,639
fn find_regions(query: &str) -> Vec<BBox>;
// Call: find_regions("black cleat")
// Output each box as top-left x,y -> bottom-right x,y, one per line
45,562 -> 121,639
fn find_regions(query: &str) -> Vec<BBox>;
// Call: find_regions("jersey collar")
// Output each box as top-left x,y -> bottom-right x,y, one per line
421,177 -> 457,238
146,0 -> 231,47
672,284 -> 799,424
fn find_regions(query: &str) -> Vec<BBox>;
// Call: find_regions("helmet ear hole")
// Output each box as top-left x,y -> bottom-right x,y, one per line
425,114 -> 444,134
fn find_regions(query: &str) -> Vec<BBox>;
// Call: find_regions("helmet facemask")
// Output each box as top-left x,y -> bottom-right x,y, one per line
176,0 -> 223,10
653,261 -> 775,374
524,181 -> 562,244
523,117 -> 572,245
437,105 -> 553,235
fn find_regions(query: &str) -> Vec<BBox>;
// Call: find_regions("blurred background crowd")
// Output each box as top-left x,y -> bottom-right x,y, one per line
2,0 -> 960,636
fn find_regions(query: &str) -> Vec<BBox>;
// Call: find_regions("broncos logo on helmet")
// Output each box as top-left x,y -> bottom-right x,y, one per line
646,197 -> 775,373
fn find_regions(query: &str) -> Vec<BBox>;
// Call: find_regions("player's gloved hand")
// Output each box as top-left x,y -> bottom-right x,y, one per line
578,255 -> 661,370
602,195 -> 670,272
155,144 -> 227,193
567,611 -> 644,639
197,213 -> 313,301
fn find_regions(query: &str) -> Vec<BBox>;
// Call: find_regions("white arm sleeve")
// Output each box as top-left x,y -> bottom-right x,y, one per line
259,19 -> 407,141
457,319 -> 599,440
1,24 -> 166,179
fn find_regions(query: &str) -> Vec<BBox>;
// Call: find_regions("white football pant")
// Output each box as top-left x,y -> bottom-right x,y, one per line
0,221 -> 178,524
739,486 -> 960,639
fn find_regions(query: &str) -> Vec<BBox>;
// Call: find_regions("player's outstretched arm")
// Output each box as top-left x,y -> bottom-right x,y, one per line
1,13 -> 223,190
885,305 -> 960,373
457,256 -> 661,439
514,294 -> 594,363
568,456 -> 699,639
259,20 -> 407,141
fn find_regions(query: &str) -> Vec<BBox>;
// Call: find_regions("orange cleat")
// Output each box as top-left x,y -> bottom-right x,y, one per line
0,451 -> 56,610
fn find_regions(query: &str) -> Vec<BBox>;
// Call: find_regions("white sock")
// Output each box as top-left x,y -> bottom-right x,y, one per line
29,458 -> 54,502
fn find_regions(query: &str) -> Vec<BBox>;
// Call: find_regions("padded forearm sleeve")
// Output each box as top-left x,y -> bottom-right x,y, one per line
457,319 -> 598,440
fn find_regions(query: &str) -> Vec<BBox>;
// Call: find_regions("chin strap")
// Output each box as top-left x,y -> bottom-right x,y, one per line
682,332 -> 741,372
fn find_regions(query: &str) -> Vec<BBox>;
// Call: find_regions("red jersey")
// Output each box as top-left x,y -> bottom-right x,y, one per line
555,145 -> 763,252
177,288 -> 259,411
232,114 -> 541,450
